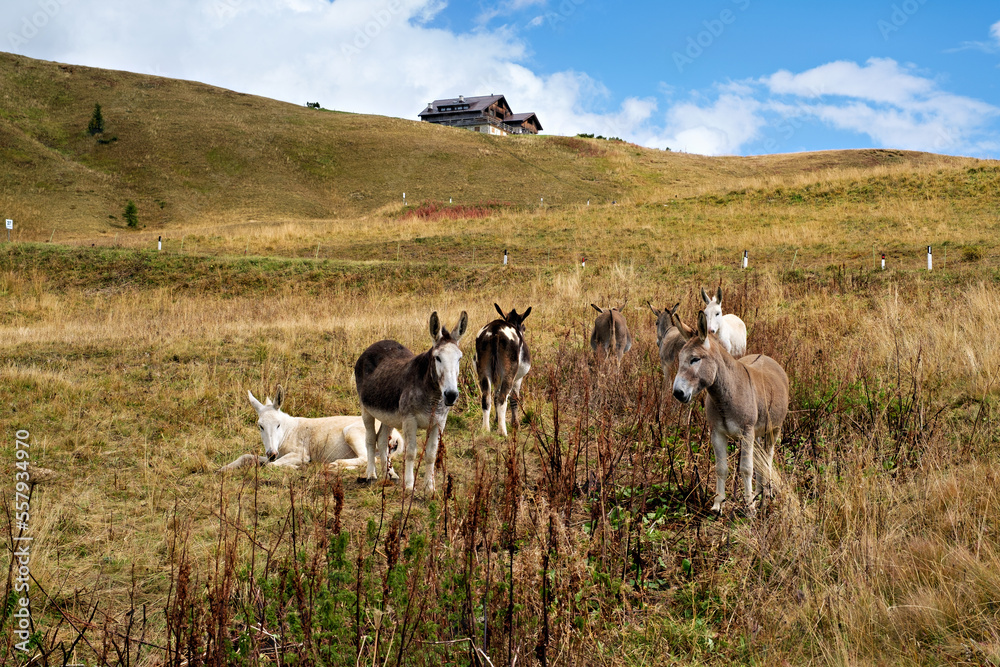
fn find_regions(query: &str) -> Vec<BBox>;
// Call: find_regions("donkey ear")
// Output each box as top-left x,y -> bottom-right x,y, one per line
591,304 -> 604,314
670,301 -> 680,315
495,303 -> 506,319
673,313 -> 692,340
522,306 -> 531,320
274,385 -> 284,410
429,311 -> 441,339
716,286 -> 723,304
647,301 -> 661,316
248,390 -> 266,414
701,288 -> 711,304
696,310 -> 709,340
676,313 -> 695,336
453,311 -> 469,341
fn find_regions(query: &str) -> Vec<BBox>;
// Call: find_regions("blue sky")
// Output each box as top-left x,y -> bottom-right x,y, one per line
3,0 -> 999,157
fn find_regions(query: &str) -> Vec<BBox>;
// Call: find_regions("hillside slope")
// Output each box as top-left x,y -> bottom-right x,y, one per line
0,52 -> 988,240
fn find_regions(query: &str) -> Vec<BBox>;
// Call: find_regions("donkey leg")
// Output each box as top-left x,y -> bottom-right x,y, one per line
376,425 -> 391,481
219,453 -> 268,472
423,421 -> 442,494
738,428 -> 757,511
402,417 -> 419,491
496,392 -> 509,437
362,411 -> 379,480
480,376 -> 493,432
271,452 -> 307,468
710,429 -> 730,512
495,375 -> 514,437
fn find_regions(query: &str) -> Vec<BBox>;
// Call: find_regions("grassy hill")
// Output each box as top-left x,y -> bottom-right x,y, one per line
1,51 -> 991,244
4,52 -> 1000,666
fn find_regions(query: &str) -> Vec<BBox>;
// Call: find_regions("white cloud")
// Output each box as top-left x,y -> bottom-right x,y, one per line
2,0 -> 660,147
2,2 -> 997,157
651,93 -> 764,155
764,58 -> 933,106
475,0 -> 545,27
760,58 -> 999,154
945,20 -> 1000,55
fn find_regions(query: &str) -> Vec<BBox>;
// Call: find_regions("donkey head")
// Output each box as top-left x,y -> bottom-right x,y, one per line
648,301 -> 681,346
248,385 -> 293,460
672,311 -> 719,404
428,311 -> 469,407
495,303 -> 532,335
701,286 -> 725,335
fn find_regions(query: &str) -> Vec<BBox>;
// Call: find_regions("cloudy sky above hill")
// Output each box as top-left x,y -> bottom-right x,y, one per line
3,0 -> 999,157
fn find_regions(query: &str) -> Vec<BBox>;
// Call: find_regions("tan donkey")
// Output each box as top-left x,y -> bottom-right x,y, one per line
672,311 -> 789,513
590,303 -> 633,364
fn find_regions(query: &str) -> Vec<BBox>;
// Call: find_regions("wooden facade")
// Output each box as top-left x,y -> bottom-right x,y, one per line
418,95 -> 542,135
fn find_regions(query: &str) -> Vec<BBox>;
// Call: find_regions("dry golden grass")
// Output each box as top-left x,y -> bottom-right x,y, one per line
3,51 -> 1000,667
2,229 -> 999,665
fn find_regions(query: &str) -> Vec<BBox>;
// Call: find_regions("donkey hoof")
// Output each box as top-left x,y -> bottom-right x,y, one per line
357,476 -> 376,486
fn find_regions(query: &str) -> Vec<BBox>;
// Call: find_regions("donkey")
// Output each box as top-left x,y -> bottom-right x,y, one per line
219,386 -> 404,473
672,311 -> 788,514
355,311 -> 468,492
648,301 -> 694,383
590,303 -> 633,363
475,304 -> 532,436
701,287 -> 747,357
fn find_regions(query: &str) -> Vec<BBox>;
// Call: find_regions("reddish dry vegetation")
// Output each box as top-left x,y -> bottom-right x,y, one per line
402,200 -> 510,221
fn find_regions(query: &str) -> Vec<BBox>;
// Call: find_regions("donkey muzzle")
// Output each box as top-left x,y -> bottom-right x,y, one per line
443,389 -> 459,406
673,387 -> 692,403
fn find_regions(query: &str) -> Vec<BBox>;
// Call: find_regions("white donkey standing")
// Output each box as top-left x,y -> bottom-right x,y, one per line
219,386 -> 403,474
355,311 -> 468,492
701,287 -> 747,357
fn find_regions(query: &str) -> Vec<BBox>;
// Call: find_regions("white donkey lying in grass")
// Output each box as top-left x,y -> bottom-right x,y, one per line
220,386 -> 403,475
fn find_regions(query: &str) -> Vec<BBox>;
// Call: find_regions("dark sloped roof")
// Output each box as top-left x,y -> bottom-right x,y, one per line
418,95 -> 541,134
419,95 -> 506,118
507,112 -> 543,131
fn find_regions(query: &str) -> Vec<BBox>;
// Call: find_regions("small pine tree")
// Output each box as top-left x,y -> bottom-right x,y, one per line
88,103 -> 104,136
124,200 -> 139,228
